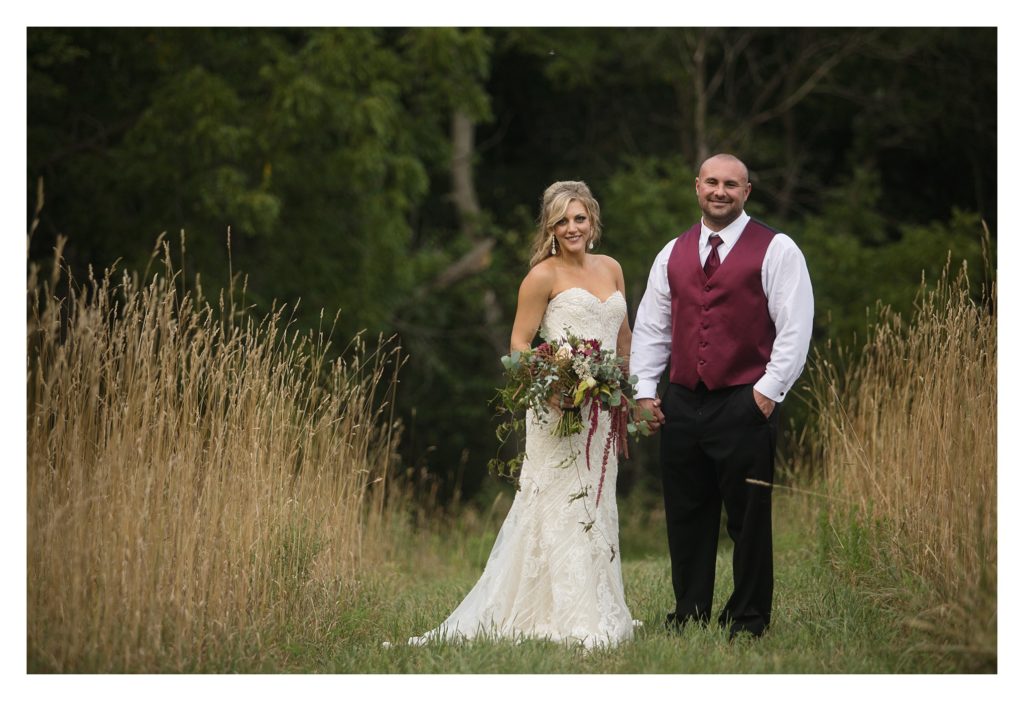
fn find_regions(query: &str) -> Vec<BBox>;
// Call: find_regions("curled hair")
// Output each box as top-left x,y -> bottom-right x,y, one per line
528,180 -> 603,267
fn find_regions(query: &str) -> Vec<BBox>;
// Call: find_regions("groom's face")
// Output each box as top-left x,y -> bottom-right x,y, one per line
695,157 -> 752,230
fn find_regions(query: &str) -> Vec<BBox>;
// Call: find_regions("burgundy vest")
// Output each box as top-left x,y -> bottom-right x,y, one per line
667,220 -> 777,390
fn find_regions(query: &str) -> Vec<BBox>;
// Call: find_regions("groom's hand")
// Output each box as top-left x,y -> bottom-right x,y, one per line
752,388 -> 776,418
635,398 -> 666,432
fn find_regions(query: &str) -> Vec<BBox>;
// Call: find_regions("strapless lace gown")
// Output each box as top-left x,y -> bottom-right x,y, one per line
409,288 -> 634,649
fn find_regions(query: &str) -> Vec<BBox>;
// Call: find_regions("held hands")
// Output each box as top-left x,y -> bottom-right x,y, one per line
634,398 -> 666,433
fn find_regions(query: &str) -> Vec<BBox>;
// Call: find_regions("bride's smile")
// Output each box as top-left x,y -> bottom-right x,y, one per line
553,199 -> 592,255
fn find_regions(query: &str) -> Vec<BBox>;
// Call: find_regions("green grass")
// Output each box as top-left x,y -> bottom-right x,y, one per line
192,492 -> 962,673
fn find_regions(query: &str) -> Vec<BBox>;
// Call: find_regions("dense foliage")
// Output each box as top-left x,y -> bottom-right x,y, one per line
27,27 -> 995,497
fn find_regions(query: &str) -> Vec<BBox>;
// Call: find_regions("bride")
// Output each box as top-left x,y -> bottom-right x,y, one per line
408,181 -> 635,649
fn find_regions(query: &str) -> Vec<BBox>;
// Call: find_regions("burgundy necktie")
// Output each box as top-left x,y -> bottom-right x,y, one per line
704,234 -> 723,279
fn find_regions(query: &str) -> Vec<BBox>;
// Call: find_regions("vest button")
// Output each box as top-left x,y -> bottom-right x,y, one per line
698,359 -> 706,366
704,285 -> 712,292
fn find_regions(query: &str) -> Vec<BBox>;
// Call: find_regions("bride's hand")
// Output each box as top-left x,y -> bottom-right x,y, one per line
547,392 -> 575,412
635,398 -> 665,432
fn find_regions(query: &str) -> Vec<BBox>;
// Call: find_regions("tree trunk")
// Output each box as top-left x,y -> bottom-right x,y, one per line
448,109 -> 505,356
430,109 -> 496,292
451,110 -> 482,224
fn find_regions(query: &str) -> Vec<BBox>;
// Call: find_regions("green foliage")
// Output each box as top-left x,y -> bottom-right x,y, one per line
601,156 -> 703,297
799,168 -> 986,343
400,28 -> 493,121
27,27 -> 492,336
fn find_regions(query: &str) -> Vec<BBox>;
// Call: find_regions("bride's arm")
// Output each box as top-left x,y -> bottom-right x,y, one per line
617,317 -> 632,366
509,263 -> 555,353
609,257 -> 632,364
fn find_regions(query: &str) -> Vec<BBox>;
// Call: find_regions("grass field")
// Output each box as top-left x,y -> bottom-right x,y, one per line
182,492 -> 960,674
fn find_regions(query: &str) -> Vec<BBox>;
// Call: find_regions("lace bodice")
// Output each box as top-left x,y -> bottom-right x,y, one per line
539,288 -> 627,350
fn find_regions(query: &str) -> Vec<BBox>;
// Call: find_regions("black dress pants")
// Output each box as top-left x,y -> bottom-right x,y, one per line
660,381 -> 777,636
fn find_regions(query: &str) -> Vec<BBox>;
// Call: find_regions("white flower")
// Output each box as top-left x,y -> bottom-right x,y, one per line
573,359 -> 592,380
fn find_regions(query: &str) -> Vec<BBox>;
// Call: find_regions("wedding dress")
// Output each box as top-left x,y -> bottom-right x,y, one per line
408,287 -> 634,649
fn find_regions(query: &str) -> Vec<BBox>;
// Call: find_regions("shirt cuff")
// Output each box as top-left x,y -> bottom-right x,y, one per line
754,374 -> 789,403
635,379 -> 660,400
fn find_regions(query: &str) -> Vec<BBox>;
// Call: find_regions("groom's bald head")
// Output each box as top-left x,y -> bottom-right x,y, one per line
698,154 -> 750,183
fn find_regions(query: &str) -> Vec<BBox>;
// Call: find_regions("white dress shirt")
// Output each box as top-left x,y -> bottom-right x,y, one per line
630,211 -> 814,403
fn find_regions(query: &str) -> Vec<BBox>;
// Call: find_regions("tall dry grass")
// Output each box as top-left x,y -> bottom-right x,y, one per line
27,237 -> 405,672
808,253 -> 996,670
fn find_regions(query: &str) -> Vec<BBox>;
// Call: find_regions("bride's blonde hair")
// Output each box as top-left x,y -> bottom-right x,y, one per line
528,180 -> 603,267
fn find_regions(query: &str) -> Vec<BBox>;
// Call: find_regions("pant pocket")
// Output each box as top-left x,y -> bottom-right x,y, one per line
746,386 -> 770,423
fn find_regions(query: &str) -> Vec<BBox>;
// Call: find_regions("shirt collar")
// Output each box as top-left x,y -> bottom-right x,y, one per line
701,211 -> 750,248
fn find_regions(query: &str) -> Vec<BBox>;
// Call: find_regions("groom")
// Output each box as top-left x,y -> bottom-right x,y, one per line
631,153 -> 813,638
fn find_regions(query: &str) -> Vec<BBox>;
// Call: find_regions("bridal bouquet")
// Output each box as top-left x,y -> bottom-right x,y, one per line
489,333 -> 653,506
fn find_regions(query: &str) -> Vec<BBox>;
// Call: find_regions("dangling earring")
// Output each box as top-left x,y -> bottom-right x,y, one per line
588,240 -> 594,250
550,235 -> 557,255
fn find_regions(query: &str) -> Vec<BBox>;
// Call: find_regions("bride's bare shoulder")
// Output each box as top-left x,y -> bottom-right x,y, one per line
520,259 -> 557,294
593,254 -> 625,281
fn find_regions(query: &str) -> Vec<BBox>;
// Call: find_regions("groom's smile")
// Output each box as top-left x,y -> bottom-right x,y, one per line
695,155 -> 753,230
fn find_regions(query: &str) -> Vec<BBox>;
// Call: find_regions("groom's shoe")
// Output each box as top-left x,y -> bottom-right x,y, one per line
664,611 -> 682,631
664,611 -> 709,633
718,610 -> 769,641
725,620 -> 768,641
